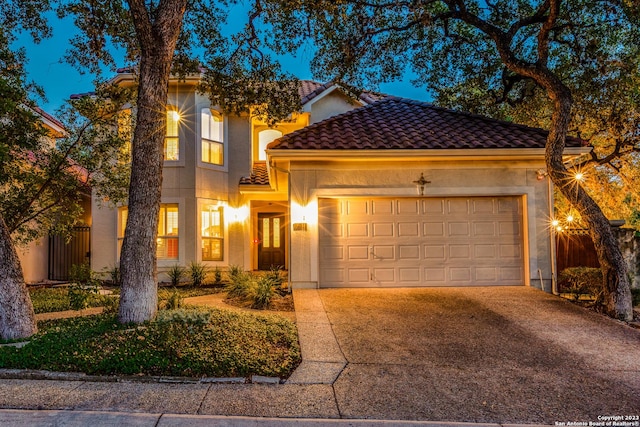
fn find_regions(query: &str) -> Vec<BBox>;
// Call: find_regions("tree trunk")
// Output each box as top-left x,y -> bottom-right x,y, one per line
0,213 -> 37,340
545,87 -> 633,321
118,0 -> 187,324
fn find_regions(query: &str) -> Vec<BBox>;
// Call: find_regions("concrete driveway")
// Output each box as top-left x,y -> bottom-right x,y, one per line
307,287 -> 640,424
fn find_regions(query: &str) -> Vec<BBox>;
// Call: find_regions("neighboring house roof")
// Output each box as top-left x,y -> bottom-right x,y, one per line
268,97 -> 586,151
239,163 -> 270,186
298,80 -> 384,107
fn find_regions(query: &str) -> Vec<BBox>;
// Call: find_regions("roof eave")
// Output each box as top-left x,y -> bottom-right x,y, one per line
267,147 -> 590,162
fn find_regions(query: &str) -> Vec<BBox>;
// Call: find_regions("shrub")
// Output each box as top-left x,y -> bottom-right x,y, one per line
158,288 -> 184,310
68,263 -> 101,311
189,262 -> 209,287
167,264 -> 186,287
227,265 -> 244,282
104,265 -> 121,287
225,269 -> 252,298
558,267 -> 604,303
632,288 -> 640,307
213,266 -> 223,286
252,276 -> 275,309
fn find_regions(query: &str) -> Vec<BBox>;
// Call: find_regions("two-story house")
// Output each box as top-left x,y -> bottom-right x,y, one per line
90,70 -> 588,291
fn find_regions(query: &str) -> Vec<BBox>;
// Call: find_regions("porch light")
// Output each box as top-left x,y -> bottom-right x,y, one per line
574,172 -> 584,182
536,169 -> 547,180
171,110 -> 181,122
413,173 -> 431,195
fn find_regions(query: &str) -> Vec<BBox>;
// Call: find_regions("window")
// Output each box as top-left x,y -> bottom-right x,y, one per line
165,107 -> 180,161
157,204 -> 179,259
258,129 -> 282,161
118,204 -> 179,260
201,108 -> 223,165
117,207 -> 128,257
201,204 -> 224,261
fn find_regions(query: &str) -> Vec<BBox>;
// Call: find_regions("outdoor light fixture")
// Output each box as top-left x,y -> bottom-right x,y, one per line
536,169 -> 547,180
574,172 -> 584,181
413,173 -> 431,195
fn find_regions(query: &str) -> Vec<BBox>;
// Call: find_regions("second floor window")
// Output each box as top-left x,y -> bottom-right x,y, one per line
165,108 -> 180,161
201,108 -> 223,165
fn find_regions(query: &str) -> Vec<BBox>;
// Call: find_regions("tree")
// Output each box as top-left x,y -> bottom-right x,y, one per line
263,0 -> 634,319
61,0 -> 300,323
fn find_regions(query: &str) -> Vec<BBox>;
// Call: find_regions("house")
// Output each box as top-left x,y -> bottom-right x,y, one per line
90,70 -> 588,290
17,108 -> 92,283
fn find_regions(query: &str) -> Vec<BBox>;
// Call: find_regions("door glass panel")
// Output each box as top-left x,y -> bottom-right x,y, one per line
273,218 -> 280,248
263,218 -> 270,248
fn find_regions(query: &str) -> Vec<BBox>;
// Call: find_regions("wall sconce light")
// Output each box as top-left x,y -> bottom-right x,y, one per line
412,173 -> 431,195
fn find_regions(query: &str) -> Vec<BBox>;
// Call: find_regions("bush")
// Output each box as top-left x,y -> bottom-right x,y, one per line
213,266 -> 223,286
189,262 -> 208,287
632,288 -> 640,307
227,265 -> 244,283
252,276 -> 275,309
167,264 -> 186,287
558,267 -> 604,303
158,287 -> 184,310
225,269 -> 252,298
68,263 -> 101,311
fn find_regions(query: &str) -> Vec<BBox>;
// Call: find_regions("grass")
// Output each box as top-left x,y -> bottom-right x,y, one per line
0,308 -> 300,378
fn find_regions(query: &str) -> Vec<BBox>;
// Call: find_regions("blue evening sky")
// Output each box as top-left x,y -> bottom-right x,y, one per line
16,11 -> 431,116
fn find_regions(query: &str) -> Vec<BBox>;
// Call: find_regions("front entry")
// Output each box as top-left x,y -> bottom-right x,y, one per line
258,213 -> 285,270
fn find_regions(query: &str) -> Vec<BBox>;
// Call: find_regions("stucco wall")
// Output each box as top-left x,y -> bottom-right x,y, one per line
287,159 -> 553,290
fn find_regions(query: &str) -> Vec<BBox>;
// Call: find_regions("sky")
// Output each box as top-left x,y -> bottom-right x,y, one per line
15,11 -> 431,117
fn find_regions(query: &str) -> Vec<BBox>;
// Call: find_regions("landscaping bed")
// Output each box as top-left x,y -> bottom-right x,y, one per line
0,308 -> 300,379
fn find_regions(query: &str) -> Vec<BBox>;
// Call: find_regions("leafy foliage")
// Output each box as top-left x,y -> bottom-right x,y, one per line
189,262 -> 209,287
558,267 -> 605,307
0,309 -> 301,378
29,287 -> 115,314
167,264 -> 186,287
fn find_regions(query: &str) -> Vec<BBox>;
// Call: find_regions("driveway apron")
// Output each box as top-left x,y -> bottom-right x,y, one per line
318,287 -> 640,424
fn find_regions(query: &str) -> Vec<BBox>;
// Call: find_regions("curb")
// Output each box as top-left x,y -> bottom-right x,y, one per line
0,369 -> 282,385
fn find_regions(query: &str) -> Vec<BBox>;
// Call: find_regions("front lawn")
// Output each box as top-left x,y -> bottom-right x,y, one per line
0,308 -> 300,379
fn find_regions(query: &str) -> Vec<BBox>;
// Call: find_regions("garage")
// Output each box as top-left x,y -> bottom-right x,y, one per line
318,196 -> 525,287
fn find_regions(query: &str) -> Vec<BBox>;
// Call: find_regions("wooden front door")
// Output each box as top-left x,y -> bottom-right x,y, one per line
258,213 -> 286,270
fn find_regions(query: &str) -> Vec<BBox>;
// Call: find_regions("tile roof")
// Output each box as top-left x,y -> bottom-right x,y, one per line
239,163 -> 270,186
268,97 -> 586,151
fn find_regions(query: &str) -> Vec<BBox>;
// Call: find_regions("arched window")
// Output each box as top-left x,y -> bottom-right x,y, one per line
201,108 -> 224,165
165,107 -> 180,161
258,129 -> 282,161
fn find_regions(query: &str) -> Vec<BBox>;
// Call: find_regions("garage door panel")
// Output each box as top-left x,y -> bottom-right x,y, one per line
422,199 -> 445,214
347,223 -> 369,237
397,199 -> 419,214
399,245 -> 420,259
320,222 -> 343,238
319,196 -> 524,288
447,199 -> 470,214
449,244 -> 471,259
347,246 -> 369,260
472,198 -> 496,214
372,223 -> 394,237
398,222 -> 419,236
450,267 -> 472,282
372,245 -> 395,260
424,245 -> 445,259
321,246 -> 345,261
424,222 -> 445,236
448,222 -> 470,237
424,268 -> 446,282
346,200 -> 369,215
372,200 -> 394,214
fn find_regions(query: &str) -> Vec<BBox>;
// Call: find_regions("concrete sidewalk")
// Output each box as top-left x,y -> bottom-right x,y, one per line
0,287 -> 638,426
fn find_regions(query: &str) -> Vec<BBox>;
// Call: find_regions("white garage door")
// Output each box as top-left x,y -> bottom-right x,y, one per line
318,197 -> 524,287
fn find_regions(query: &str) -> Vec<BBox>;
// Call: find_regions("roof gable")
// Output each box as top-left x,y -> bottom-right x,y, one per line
268,97 -> 585,151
